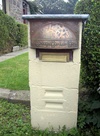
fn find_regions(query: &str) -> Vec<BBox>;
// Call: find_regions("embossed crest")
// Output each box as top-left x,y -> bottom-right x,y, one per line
30,20 -> 79,49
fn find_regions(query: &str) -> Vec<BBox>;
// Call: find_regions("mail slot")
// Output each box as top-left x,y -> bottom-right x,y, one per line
29,18 -> 80,62
36,49 -> 73,62
22,14 -> 89,130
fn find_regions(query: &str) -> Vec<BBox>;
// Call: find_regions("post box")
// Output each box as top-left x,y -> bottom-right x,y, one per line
22,14 -> 89,130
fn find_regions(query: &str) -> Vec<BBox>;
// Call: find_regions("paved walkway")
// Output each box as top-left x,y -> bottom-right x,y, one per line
0,48 -> 30,105
0,48 -> 28,62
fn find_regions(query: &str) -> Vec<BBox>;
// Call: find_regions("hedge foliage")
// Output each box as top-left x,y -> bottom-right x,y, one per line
75,0 -> 100,130
75,0 -> 100,93
0,10 -> 28,54
17,23 -> 28,47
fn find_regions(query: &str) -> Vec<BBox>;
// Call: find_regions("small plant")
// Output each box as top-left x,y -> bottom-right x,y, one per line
77,98 -> 100,136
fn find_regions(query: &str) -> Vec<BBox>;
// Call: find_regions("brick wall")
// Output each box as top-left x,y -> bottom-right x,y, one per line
6,0 -> 30,23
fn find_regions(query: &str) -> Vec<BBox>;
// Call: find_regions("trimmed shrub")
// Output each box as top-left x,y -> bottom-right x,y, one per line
0,10 -> 18,54
75,0 -> 100,93
0,10 -> 9,54
4,14 -> 18,51
0,10 -> 28,55
75,0 -> 100,130
17,23 -> 28,47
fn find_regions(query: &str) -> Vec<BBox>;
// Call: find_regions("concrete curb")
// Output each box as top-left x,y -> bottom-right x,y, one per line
0,88 -> 30,105
0,49 -> 30,105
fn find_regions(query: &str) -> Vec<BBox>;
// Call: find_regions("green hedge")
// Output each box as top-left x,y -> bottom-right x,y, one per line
75,0 -> 100,93
0,10 -> 12,53
0,10 -> 28,55
17,23 -> 28,47
75,0 -> 100,130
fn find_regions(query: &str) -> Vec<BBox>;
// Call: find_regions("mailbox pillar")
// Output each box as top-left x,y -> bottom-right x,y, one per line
23,14 -> 89,130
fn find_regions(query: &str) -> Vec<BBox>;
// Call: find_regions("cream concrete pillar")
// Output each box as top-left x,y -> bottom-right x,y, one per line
23,14 -> 89,131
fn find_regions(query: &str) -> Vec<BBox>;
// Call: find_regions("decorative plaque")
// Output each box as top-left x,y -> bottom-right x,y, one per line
30,20 -> 79,49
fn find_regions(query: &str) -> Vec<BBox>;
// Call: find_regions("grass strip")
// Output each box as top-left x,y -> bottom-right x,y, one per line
0,53 -> 29,90
0,99 -> 99,136
0,99 -> 33,136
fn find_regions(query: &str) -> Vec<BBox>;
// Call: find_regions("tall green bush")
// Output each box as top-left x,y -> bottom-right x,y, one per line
0,10 -> 18,53
75,0 -> 100,93
4,14 -> 18,50
17,23 -> 28,47
75,0 -> 100,129
0,10 -> 10,53
0,10 -> 28,55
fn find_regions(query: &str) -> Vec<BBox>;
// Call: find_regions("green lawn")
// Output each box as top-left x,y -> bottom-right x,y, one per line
0,99 -> 99,136
0,99 -> 32,136
0,99 -> 72,136
0,53 -> 29,90
0,99 -> 76,136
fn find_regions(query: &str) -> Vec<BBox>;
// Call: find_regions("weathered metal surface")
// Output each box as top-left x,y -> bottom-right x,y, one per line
36,49 -> 73,61
39,52 -> 70,62
30,20 -> 79,49
22,14 -> 89,20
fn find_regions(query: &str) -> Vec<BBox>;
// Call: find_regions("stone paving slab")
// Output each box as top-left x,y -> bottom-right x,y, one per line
0,88 -> 11,99
0,88 -> 30,105
0,48 -> 30,105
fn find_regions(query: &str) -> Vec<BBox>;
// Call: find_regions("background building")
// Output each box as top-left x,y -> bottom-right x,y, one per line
0,0 -> 2,9
2,0 -> 30,23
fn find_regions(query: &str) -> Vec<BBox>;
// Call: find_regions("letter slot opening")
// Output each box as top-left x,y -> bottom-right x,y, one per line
36,49 -> 73,62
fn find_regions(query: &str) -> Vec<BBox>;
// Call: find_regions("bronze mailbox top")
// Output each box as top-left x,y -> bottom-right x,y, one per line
22,14 -> 89,49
